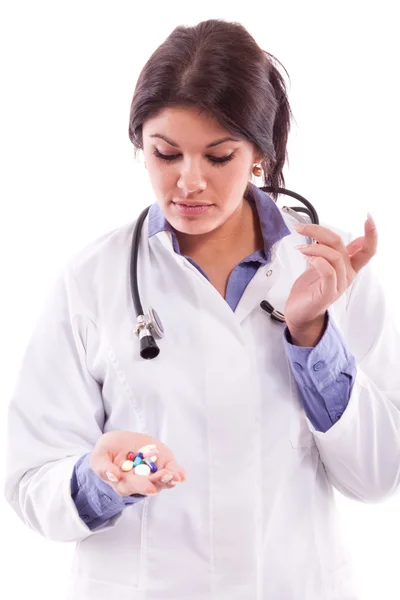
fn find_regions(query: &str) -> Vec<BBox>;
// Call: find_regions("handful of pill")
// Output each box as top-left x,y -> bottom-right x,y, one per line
121,444 -> 159,476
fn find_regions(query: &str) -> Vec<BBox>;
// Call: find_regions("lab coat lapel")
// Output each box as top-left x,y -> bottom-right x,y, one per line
234,233 -> 303,325
152,226 -> 306,334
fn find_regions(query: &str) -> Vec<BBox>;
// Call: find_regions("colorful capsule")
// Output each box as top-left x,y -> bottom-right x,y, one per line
121,460 -> 134,472
133,455 -> 143,467
134,464 -> 151,476
143,458 -> 158,473
127,452 -> 135,461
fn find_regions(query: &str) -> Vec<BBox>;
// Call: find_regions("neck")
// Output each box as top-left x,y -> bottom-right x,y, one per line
175,198 -> 264,264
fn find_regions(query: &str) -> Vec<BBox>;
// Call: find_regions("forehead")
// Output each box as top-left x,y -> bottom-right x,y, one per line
144,105 -> 220,130
142,106 -> 242,146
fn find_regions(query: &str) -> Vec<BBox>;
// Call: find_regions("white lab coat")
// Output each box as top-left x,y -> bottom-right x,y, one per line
4,206 -> 400,600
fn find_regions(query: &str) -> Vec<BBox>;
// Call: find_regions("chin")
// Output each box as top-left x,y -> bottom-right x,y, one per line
170,216 -> 216,236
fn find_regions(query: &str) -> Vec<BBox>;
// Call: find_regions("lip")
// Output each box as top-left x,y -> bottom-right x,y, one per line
173,201 -> 214,216
174,201 -> 213,206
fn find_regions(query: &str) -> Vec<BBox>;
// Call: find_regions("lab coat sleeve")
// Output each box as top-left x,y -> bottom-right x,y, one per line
3,266 -> 126,542
305,260 -> 400,503
283,313 -> 357,433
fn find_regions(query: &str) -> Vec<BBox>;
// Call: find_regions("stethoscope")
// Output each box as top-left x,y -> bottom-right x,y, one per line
131,186 -> 319,359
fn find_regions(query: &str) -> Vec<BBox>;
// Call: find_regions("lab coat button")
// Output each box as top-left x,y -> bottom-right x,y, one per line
335,413 -> 342,421
313,361 -> 324,371
266,269 -> 273,277
294,362 -> 303,371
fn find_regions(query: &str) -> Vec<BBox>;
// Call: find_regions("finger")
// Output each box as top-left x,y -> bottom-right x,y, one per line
116,473 -> 158,497
148,468 -> 175,484
164,459 -> 186,482
350,214 -> 378,273
94,454 -> 158,496
149,466 -> 185,487
304,255 -> 338,302
295,223 -> 346,253
90,451 -> 122,484
298,245 -> 348,293
346,236 -> 364,257
148,468 -> 180,491
118,468 -> 179,497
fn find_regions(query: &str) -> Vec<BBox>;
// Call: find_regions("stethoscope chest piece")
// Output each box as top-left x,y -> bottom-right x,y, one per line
135,307 -> 164,360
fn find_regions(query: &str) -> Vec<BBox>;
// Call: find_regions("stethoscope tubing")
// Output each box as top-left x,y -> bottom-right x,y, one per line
130,186 -> 319,358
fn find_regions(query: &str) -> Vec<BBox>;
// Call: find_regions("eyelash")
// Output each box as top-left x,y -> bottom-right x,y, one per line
153,148 -> 235,167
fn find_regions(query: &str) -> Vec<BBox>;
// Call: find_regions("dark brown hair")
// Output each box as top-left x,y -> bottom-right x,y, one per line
128,18 -> 294,201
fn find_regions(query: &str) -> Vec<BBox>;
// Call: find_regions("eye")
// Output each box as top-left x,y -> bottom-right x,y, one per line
153,148 -> 235,167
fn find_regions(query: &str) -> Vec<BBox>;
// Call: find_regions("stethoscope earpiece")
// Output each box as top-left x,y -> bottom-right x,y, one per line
260,300 -> 286,323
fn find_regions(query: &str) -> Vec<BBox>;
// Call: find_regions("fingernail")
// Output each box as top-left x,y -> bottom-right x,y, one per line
169,481 -> 177,486
367,212 -> 374,223
146,492 -> 158,496
294,224 -> 306,231
160,474 -> 173,483
296,244 -> 309,250
106,471 -> 119,483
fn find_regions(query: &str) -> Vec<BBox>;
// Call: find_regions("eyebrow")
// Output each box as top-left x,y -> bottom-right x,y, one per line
149,134 -> 241,148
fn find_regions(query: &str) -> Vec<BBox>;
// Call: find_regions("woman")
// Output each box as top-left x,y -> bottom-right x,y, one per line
4,18 -> 400,600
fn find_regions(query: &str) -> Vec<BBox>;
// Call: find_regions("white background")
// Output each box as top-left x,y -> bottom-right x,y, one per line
1,1 -> 399,598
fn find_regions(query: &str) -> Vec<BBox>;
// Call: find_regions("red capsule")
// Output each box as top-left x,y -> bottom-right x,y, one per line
127,451 -> 135,461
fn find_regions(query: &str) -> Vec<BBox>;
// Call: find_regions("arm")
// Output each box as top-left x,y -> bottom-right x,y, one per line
3,267 -> 130,542
71,453 -> 145,530
288,262 -> 400,503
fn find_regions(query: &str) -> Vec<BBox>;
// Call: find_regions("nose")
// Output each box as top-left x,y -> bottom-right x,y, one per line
177,163 -> 207,194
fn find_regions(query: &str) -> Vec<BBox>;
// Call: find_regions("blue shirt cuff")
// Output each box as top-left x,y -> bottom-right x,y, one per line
283,311 -> 357,431
71,452 -> 145,529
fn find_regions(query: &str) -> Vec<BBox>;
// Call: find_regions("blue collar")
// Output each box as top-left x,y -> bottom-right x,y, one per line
147,182 -> 291,259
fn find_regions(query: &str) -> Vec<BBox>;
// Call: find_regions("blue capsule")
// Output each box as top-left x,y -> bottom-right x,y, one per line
143,458 -> 158,473
133,455 -> 143,467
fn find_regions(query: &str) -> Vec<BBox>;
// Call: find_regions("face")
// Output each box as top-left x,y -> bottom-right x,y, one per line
142,106 -> 262,237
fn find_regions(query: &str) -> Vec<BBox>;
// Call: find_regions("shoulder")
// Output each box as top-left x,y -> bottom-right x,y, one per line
67,220 -> 136,274
53,217 -> 143,300
47,219 -> 139,320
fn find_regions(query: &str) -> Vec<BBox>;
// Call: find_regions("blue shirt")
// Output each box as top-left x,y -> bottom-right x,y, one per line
71,183 -> 357,528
